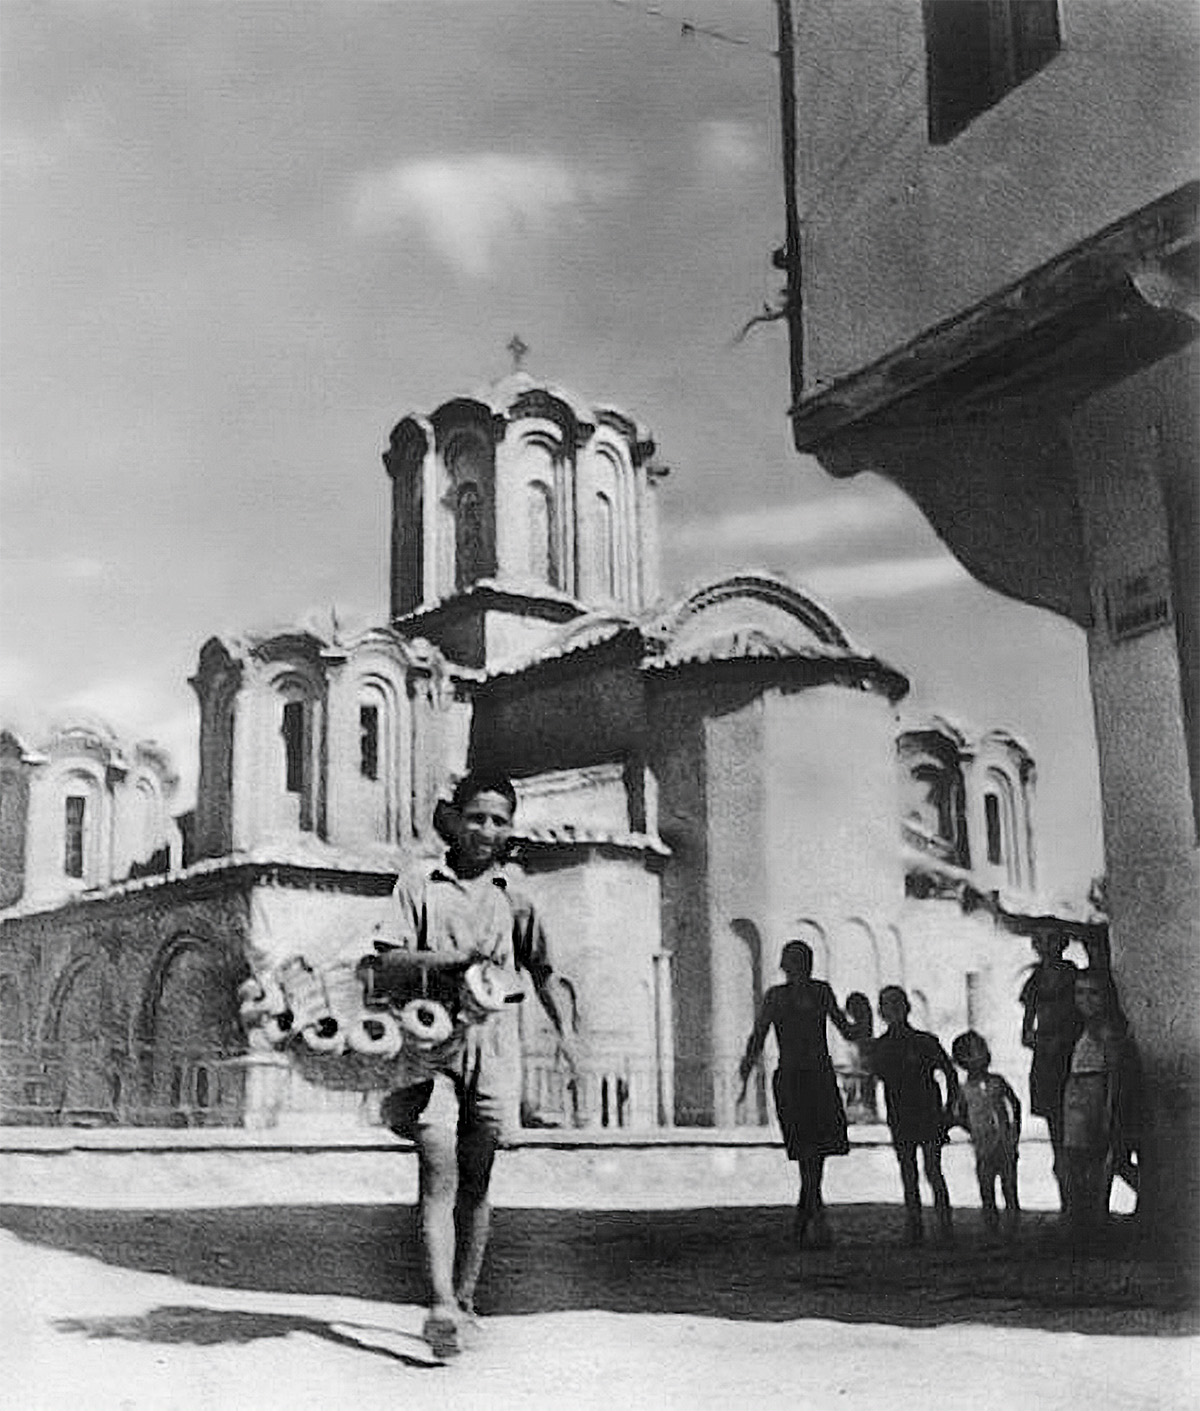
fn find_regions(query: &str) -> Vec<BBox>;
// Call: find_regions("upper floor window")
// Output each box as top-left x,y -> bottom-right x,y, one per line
592,491 -> 616,600
526,481 -> 557,587
924,0 -> 1061,145
64,795 -> 86,878
281,700 -> 305,796
983,768 -> 1021,884
455,481 -> 484,592
984,791 -> 1004,865
360,703 -> 379,781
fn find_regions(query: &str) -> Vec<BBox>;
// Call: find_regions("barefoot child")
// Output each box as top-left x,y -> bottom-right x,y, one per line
949,1030 -> 1022,1237
871,986 -> 959,1244
379,770 -> 577,1356
739,940 -> 857,1246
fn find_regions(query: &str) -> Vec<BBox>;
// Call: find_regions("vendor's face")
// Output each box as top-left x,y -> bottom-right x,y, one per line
456,790 -> 514,868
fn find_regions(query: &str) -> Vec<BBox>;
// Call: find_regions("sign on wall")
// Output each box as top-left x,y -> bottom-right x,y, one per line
1103,563 -> 1173,643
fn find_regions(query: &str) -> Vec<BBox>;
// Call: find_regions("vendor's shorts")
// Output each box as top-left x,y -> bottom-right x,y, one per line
382,1047 -> 519,1148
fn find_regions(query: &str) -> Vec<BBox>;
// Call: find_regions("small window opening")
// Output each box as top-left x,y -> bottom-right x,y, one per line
282,700 -> 305,795
924,0 -> 1061,145
64,795 -> 86,878
984,792 -> 1003,865
360,704 -> 379,781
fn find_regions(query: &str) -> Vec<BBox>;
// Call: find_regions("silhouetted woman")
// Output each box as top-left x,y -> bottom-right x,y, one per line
739,940 -> 856,1245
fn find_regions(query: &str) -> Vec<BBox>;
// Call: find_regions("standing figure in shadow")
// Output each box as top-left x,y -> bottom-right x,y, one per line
1019,929 -> 1082,1211
738,940 -> 856,1246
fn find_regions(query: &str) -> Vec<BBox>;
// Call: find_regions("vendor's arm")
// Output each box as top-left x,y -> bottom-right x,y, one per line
515,899 -> 578,1074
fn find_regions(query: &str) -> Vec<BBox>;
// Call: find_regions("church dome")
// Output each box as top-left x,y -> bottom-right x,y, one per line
383,375 -> 667,666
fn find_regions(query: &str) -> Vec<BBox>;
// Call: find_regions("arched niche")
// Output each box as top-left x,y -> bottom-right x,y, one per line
729,918 -> 768,1125
138,936 -> 242,1127
45,955 -> 118,1124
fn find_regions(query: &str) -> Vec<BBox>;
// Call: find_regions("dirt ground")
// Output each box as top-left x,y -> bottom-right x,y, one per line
2,1201 -> 1196,1411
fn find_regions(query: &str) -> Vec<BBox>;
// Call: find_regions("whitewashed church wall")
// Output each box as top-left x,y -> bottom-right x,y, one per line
761,685 -> 904,926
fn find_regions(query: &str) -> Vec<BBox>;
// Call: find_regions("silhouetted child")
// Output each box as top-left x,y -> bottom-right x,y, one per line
871,986 -> 959,1244
1019,930 -> 1081,1210
1061,969 -> 1142,1240
842,991 -> 878,1122
950,1030 -> 1022,1238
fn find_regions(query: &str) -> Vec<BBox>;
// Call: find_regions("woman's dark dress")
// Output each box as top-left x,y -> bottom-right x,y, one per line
761,980 -> 850,1160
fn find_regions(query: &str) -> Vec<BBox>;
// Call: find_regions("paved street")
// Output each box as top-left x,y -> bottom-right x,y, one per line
2,1148 -> 1195,1411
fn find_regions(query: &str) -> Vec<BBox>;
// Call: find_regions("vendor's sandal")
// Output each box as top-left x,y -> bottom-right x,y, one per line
422,1307 -> 462,1359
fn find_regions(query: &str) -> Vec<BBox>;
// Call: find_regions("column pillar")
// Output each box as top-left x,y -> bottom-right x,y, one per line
653,949 -> 675,1127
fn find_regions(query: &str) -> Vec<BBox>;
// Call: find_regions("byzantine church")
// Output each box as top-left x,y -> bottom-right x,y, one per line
0,373 -> 1099,1132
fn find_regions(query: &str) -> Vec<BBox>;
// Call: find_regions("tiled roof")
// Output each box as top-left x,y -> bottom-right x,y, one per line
484,620 -> 640,680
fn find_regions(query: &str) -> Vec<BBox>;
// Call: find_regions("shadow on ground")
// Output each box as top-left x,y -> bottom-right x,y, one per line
50,1306 -> 443,1368
2,1204 -> 1195,1337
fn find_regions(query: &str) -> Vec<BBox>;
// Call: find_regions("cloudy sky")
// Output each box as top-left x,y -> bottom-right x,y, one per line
0,0 -> 1102,897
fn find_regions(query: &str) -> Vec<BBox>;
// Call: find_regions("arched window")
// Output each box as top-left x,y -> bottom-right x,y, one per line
591,491 -> 615,599
64,795 -> 86,878
60,770 -> 102,884
526,480 -> 556,586
277,684 -> 315,833
983,768 -> 1020,884
354,676 -> 403,843
281,700 -> 305,796
455,481 -> 483,591
984,792 -> 1004,864
359,702 -> 379,781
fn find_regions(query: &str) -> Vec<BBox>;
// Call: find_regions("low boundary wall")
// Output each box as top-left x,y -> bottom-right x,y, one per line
0,1124 -> 1075,1212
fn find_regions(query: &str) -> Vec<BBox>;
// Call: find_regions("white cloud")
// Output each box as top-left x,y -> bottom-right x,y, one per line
349,153 -> 624,278
61,676 -> 171,732
0,654 -> 40,711
698,119 -> 761,175
1,83 -> 112,178
56,556 -> 107,582
800,554 -> 972,601
671,492 -> 908,554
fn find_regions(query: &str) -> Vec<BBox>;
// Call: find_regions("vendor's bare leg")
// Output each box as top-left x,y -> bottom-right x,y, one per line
454,1126 -> 499,1319
417,1128 -> 462,1355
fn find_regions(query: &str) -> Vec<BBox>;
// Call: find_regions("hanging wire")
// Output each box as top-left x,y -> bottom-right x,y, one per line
607,0 -> 778,57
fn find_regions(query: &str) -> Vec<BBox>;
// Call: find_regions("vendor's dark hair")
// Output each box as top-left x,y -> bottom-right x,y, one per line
452,769 -> 518,814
